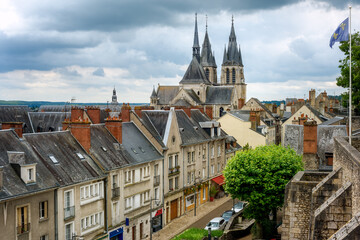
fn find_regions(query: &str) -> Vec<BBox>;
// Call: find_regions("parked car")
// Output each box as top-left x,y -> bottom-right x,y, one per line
232,202 -> 246,213
221,210 -> 235,222
204,217 -> 227,230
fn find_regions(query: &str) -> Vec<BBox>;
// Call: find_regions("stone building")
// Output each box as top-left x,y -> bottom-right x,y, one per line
150,15 -> 246,119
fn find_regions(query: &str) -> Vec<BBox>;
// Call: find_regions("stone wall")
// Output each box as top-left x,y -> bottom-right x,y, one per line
281,171 -> 327,240
283,124 -> 303,155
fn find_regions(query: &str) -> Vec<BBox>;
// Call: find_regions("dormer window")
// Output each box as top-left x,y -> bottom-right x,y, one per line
28,168 -> 33,181
22,164 -> 36,184
101,147 -> 107,152
49,155 -> 58,164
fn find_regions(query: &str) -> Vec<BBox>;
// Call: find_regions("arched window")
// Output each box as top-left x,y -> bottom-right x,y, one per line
232,68 -> 236,83
197,91 -> 200,95
205,68 -> 210,80
226,69 -> 230,84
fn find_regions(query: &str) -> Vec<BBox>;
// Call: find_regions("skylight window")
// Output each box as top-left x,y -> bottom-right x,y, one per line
76,153 -> 85,159
49,155 -> 58,164
101,147 -> 107,152
138,147 -> 145,153
131,148 -> 138,154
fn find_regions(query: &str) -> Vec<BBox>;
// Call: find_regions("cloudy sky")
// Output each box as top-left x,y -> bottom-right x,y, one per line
0,0 -> 359,103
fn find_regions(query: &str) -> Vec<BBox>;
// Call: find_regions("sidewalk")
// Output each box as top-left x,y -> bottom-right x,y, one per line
151,196 -> 231,240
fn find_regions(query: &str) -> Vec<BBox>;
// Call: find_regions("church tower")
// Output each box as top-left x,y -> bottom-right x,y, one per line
111,87 -> 118,105
220,17 -> 246,103
200,16 -> 217,84
192,13 -> 200,62
150,86 -> 158,106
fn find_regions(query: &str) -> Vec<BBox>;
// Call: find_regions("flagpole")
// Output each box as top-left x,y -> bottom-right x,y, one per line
349,5 -> 352,145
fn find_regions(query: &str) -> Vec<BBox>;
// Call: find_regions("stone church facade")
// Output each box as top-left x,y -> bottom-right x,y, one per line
150,14 -> 247,119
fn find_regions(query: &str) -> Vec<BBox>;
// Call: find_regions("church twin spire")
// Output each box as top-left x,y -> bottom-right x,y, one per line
223,16 -> 243,66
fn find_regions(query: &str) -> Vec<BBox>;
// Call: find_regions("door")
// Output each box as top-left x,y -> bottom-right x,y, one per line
140,222 -> 143,239
132,225 -> 136,240
170,199 -> 178,220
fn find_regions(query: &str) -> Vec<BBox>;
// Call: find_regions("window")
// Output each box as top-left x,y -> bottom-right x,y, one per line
191,172 -> 194,183
154,164 -> 159,176
168,156 -> 173,169
65,222 -> 74,240
175,155 -> 178,167
112,174 -> 118,188
39,201 -> 48,219
203,168 -> 206,178
218,145 -> 221,157
154,188 -> 159,200
232,68 -> 236,83
226,68 -> 230,84
80,182 -> 103,204
49,155 -> 58,163
211,165 -> 214,175
142,191 -> 150,203
76,152 -> 85,159
28,168 -> 33,181
169,178 -> 173,191
205,68 -> 210,80
125,170 -> 132,183
187,152 -> 191,164
40,235 -> 48,240
211,146 -> 214,158
64,190 -> 73,208
203,187 -> 206,200
175,177 -> 179,189
17,206 -> 29,234
81,212 -> 103,234
191,152 -> 195,162
218,163 -> 220,172
101,146 -> 107,152
187,173 -> 190,185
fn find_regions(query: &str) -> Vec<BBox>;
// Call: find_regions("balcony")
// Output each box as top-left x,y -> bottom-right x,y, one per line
168,166 -> 180,176
64,206 -> 75,220
154,175 -> 160,186
112,187 -> 120,199
17,223 -> 30,235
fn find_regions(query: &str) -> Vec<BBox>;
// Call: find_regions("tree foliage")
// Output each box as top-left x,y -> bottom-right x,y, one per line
337,31 -> 360,115
223,145 -> 303,222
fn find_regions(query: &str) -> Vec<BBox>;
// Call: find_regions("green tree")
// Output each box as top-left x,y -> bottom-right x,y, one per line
337,31 -> 360,115
223,145 -> 303,238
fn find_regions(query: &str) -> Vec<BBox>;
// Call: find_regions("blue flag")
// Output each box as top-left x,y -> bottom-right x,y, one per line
330,18 -> 349,48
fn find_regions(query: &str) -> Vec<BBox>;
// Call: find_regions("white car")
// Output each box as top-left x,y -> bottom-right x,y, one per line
232,202 -> 246,213
204,217 -> 227,230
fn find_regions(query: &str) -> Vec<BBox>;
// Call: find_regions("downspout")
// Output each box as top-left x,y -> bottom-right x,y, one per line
207,142 -> 210,200
54,189 -> 58,240
162,151 -> 165,218
104,177 -> 108,234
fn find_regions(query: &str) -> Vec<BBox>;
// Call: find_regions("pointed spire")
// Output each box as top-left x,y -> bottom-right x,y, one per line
150,85 -> 157,98
222,45 -> 228,64
200,15 -> 217,68
229,15 -> 236,42
192,13 -> 200,62
206,14 -> 208,32
223,16 -> 243,66
112,86 -> 118,104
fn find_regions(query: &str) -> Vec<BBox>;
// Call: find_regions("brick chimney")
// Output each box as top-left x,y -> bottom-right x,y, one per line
86,106 -> 101,124
71,106 -> 85,122
2,122 -> 23,138
105,117 -> 123,144
238,98 -> 245,109
134,106 -> 142,118
303,120 -> 317,154
121,103 -> 131,122
250,109 -> 260,130
205,106 -> 213,120
64,119 -> 91,153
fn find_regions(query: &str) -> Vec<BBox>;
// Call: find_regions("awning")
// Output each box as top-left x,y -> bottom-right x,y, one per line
155,209 -> 163,217
212,175 -> 225,186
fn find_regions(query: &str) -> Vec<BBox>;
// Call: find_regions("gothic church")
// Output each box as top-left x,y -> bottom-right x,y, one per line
150,14 -> 246,118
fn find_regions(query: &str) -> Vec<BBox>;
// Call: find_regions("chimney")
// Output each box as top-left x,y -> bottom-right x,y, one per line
121,103 -> 131,122
105,117 -> 123,144
0,166 -> 3,190
292,117 -> 299,125
250,109 -> 260,130
299,116 -> 307,126
238,98 -> 245,109
134,106 -> 142,118
205,106 -> 213,120
2,122 -> 23,138
319,101 -> 325,115
303,120 -> 317,154
86,106 -> 101,124
309,89 -> 316,107
67,120 -> 91,153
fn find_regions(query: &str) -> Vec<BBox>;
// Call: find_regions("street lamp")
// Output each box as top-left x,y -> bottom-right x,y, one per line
208,227 -> 211,240
194,177 -> 202,217
150,198 -> 160,240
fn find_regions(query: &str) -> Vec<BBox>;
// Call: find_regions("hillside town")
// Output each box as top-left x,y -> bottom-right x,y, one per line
1,3 -> 360,240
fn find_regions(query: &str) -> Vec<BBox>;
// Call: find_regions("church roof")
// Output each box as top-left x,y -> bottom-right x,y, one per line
179,56 -> 211,85
200,30 -> 217,68
156,86 -> 179,105
222,18 -> 243,66
205,86 -> 234,104
184,89 -> 201,104
150,87 -> 157,98
173,99 -> 192,107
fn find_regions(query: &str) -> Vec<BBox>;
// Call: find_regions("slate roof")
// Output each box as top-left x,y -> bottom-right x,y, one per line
141,111 -> 169,140
222,21 -> 243,66
173,99 -> 192,107
28,112 -> 70,132
38,105 -> 69,112
121,122 -> 162,164
0,106 -> 33,133
0,130 -> 59,200
281,111 -> 292,123
250,98 -> 275,119
184,89 -> 201,104
190,109 -> 227,138
205,86 -> 234,104
306,104 -> 328,122
89,125 -> 132,171
320,116 -> 344,125
228,110 -> 250,121
24,131 -> 104,186
179,57 -> 211,85
175,110 -> 210,145
200,30 -> 217,68
156,86 -> 180,105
